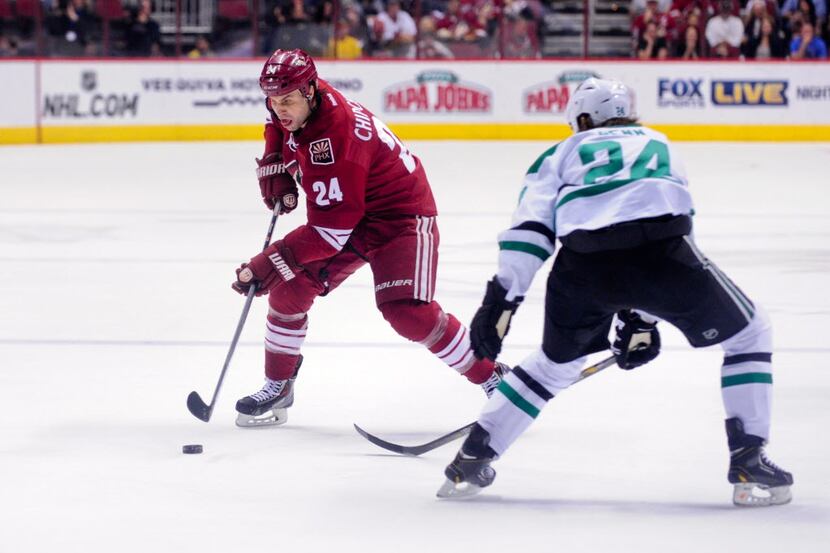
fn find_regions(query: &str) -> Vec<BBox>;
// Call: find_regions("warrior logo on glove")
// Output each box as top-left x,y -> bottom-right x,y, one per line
232,241 -> 300,297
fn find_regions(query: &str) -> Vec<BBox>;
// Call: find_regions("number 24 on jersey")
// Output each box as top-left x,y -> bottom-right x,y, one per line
312,177 -> 343,206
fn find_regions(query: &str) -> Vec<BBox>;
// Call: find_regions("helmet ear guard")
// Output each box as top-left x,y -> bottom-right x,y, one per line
565,77 -> 637,133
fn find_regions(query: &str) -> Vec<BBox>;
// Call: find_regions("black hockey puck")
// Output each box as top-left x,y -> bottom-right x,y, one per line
182,444 -> 203,454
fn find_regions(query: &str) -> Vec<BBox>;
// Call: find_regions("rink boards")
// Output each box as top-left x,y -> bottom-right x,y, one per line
1,59 -> 829,144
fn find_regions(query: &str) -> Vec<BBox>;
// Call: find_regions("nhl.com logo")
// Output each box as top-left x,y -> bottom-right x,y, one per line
81,70 -> 97,92
383,70 -> 491,114
523,71 -> 600,114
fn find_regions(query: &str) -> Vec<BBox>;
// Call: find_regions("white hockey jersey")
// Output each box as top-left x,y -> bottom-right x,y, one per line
496,125 -> 694,301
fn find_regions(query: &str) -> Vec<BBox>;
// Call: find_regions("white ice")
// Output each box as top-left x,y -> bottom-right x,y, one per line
1,140 -> 828,553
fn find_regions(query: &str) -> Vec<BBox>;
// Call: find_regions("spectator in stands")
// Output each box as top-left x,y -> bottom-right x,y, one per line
51,0 -> 97,55
781,0 -> 826,30
742,0 -> 772,37
324,17 -> 364,58
638,19 -> 669,57
187,35 -> 214,58
741,0 -> 777,20
285,0 -> 312,23
705,0 -> 744,57
372,0 -> 417,57
502,14 -> 540,58
357,0 -> 384,19
504,0 -> 545,21
676,7 -> 703,39
338,0 -> 372,45
790,20 -> 828,56
743,14 -> 788,57
417,14 -> 454,58
0,33 -> 19,57
674,22 -> 703,57
125,0 -> 162,56
780,0 -> 817,41
314,0 -> 335,24
741,1 -> 786,57
669,0 -> 715,21
633,0 -> 673,13
633,0 -> 677,42
435,0 -> 486,42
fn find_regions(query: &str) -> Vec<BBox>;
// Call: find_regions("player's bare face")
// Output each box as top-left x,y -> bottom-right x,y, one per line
269,90 -> 312,132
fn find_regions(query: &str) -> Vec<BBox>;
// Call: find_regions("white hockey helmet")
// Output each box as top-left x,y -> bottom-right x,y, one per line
565,77 -> 636,133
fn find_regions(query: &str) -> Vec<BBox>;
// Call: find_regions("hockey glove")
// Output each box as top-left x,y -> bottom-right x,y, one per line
256,152 -> 298,213
611,310 -> 661,370
232,241 -> 300,297
470,277 -> 523,361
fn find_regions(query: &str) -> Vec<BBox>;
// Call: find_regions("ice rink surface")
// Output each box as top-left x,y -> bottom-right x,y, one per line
1,140 -> 829,552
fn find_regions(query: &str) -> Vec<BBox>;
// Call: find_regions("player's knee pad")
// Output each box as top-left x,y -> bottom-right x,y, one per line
267,273 -> 317,315
378,299 -> 442,342
720,305 -> 772,356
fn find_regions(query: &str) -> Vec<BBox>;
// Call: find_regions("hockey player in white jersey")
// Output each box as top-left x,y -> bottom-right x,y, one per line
437,78 -> 793,506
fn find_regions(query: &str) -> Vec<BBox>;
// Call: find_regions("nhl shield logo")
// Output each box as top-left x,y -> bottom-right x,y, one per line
81,71 -> 97,92
309,138 -> 334,165
702,328 -> 719,340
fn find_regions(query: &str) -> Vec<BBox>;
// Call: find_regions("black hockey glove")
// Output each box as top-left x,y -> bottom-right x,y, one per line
470,277 -> 523,361
611,310 -> 661,370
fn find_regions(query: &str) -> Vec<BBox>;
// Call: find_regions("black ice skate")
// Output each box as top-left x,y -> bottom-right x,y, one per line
235,356 -> 303,428
437,423 -> 498,499
480,362 -> 510,398
726,417 -> 793,506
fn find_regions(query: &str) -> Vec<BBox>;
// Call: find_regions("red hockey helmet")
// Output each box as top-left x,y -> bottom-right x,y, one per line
259,49 -> 318,98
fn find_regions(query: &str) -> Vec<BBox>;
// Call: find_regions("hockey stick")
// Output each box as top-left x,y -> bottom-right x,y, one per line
353,354 -> 617,456
187,205 -> 282,422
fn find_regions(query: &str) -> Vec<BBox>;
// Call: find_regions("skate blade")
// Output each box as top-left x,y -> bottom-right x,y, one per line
732,483 -> 792,507
235,408 -> 288,428
436,478 -> 483,499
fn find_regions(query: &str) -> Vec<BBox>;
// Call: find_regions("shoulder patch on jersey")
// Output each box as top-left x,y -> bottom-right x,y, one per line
309,138 -> 335,165
527,143 -> 560,175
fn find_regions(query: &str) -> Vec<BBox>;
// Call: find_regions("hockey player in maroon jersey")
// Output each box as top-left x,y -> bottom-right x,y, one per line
231,49 -> 507,427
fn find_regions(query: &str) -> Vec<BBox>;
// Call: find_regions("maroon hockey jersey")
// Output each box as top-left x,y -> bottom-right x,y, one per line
263,79 -> 438,266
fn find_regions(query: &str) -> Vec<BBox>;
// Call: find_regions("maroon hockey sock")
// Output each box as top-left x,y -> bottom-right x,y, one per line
461,357 -> 497,385
427,313 -> 494,383
379,300 -> 495,384
264,313 -> 307,380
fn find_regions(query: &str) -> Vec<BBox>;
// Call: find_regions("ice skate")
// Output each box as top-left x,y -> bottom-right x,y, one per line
726,417 -> 793,507
480,362 -> 510,398
235,356 -> 302,428
437,423 -> 498,499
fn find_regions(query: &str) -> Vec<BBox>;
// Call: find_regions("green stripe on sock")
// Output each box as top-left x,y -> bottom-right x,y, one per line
497,380 -> 540,418
721,373 -> 773,388
499,241 -> 550,261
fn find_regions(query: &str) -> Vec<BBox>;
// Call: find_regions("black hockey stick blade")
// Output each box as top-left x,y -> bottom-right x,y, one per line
187,391 -> 212,422
353,422 -> 476,457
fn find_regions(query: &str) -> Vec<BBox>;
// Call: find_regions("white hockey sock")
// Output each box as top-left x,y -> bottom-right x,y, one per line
720,307 -> 774,440
478,349 -> 584,454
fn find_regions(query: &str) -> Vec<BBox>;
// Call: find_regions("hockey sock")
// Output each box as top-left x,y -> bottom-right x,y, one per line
478,349 -> 583,454
425,312 -> 485,382
719,307 -> 774,440
478,366 -> 555,454
380,300 -> 493,383
264,311 -> 307,381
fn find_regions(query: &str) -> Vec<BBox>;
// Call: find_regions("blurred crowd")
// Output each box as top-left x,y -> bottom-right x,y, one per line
0,0 -> 826,58
632,0 -> 827,59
